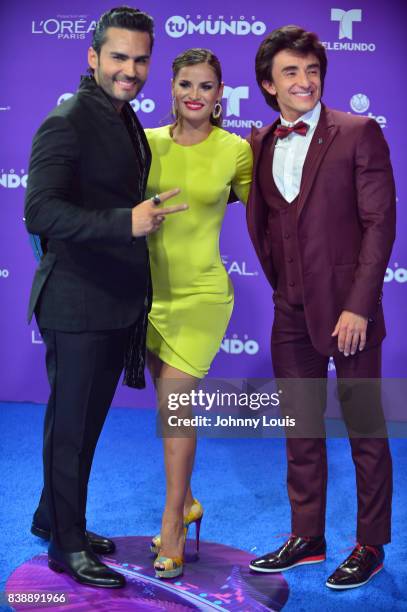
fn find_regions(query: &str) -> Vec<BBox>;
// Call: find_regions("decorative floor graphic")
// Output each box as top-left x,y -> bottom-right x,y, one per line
5,536 -> 289,610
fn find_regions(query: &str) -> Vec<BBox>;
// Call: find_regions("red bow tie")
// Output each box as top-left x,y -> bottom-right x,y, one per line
274,121 -> 309,139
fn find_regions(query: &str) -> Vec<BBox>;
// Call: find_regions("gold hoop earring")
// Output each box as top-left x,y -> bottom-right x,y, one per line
212,101 -> 222,119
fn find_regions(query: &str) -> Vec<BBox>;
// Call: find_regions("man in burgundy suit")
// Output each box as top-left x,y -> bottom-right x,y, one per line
247,26 -> 396,589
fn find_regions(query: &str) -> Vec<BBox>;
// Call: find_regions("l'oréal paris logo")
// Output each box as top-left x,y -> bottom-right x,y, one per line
32,15 -> 96,40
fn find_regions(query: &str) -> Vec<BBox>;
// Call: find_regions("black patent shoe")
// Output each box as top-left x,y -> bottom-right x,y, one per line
249,535 -> 326,573
48,542 -> 125,588
31,522 -> 115,555
326,544 -> 384,589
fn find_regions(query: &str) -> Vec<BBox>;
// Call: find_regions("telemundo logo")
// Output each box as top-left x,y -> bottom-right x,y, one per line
331,8 -> 361,40
323,7 -> 375,52
0,269 -> 9,278
221,334 -> 259,355
165,15 -> 266,38
57,92 -> 155,114
223,86 -> 249,117
130,95 -> 155,114
384,265 -> 406,284
0,170 -> 27,189
222,86 -> 263,129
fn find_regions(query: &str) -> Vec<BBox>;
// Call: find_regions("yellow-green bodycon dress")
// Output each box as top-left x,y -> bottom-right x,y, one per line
145,125 -> 253,378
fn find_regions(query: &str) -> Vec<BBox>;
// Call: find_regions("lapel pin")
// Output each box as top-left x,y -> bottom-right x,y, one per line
318,138 -> 323,144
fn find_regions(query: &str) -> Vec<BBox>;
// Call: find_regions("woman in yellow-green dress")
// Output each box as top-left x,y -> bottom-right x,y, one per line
145,48 -> 252,579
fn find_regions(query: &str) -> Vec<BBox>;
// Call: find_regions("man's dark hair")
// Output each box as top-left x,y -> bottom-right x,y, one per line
255,25 -> 327,111
92,6 -> 154,54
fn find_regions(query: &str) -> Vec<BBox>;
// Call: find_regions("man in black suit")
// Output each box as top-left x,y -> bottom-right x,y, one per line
24,6 -> 187,588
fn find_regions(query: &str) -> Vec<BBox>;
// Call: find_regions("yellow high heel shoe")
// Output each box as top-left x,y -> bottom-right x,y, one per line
154,527 -> 186,579
154,554 -> 184,579
150,498 -> 203,555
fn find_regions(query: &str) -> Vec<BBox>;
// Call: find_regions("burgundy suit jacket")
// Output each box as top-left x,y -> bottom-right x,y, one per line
246,104 -> 396,355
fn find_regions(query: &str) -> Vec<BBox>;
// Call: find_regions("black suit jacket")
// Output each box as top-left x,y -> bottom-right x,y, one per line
25,76 -> 152,331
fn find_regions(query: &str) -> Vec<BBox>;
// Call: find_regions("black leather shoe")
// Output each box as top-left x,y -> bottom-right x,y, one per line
48,542 -> 125,588
326,544 -> 384,589
249,535 -> 326,572
31,523 -> 115,555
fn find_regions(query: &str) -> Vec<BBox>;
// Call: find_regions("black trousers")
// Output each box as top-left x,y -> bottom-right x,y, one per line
33,327 -> 129,551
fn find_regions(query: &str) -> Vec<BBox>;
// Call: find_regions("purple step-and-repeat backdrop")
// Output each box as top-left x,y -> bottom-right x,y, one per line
1,0 -> 406,408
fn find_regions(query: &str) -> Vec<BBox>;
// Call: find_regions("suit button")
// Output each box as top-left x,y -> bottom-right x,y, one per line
288,281 -> 295,287
284,233 -> 290,239
287,257 -> 293,263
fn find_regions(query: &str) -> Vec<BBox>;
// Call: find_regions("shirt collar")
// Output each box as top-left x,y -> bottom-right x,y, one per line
280,100 -> 321,128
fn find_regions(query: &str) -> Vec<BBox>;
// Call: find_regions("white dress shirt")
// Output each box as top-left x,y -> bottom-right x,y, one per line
272,101 -> 321,203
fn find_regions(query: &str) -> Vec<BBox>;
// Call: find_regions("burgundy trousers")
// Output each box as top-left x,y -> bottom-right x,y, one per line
271,297 -> 392,545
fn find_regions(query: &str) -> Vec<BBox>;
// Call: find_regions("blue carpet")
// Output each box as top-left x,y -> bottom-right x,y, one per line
0,402 -> 406,611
